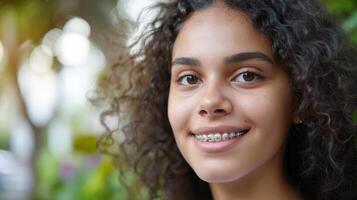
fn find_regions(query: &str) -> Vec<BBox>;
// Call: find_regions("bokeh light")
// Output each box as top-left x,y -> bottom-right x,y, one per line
28,46 -> 53,74
122,0 -> 159,55
55,32 -> 90,66
63,17 -> 91,37
17,62 -> 58,127
48,120 -> 72,159
10,117 -> 34,162
42,28 -> 62,55
54,17 -> 91,66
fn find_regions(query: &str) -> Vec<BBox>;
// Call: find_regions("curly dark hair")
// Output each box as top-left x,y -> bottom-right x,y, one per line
96,0 -> 357,199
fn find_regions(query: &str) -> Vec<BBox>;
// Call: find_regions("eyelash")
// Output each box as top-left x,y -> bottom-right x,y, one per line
176,71 -> 262,86
177,74 -> 202,86
232,71 -> 262,83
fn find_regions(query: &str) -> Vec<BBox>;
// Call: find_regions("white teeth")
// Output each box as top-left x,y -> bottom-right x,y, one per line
229,132 -> 235,139
214,133 -> 221,142
222,133 -> 229,140
202,134 -> 207,142
197,135 -> 202,141
207,134 -> 214,142
194,130 -> 247,142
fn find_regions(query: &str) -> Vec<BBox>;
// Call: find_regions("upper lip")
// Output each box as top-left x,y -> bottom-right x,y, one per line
191,125 -> 251,135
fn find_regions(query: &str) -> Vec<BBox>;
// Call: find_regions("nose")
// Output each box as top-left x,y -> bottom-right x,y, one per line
198,82 -> 233,118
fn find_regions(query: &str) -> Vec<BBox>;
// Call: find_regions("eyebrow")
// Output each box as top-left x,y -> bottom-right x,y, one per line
171,51 -> 274,67
226,52 -> 274,65
171,57 -> 200,66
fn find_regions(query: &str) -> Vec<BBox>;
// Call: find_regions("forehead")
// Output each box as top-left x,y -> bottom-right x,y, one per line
172,2 -> 272,60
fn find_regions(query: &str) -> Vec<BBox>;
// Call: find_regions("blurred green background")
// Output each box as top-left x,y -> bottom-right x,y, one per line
0,0 -> 356,200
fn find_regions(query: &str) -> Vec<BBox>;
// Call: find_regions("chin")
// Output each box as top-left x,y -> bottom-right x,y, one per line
193,165 -> 243,183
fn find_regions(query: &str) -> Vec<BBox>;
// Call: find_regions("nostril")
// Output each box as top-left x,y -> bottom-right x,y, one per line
214,109 -> 225,113
199,110 -> 208,116
199,108 -> 227,116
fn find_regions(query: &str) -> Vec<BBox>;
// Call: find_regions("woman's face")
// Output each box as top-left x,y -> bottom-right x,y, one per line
168,3 -> 294,183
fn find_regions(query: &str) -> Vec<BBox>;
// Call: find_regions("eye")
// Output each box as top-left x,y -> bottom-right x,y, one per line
177,74 -> 201,86
232,71 -> 262,83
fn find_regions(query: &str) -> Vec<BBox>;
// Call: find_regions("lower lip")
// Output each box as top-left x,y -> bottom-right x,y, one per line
193,133 -> 247,153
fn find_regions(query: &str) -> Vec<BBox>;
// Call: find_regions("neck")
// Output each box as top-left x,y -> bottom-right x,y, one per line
209,151 -> 301,200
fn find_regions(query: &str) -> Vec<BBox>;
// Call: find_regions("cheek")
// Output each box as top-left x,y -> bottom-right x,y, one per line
167,89 -> 196,134
238,88 -> 293,130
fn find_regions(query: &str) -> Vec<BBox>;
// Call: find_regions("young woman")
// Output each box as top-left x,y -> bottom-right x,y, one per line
97,0 -> 357,199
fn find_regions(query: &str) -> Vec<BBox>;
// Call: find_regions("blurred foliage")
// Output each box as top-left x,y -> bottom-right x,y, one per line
324,0 -> 356,14
0,0 -> 55,44
0,132 -> 9,149
35,150 -> 148,200
324,0 -> 357,43
73,135 -> 97,154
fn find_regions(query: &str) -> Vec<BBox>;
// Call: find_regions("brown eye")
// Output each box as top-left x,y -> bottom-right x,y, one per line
232,71 -> 261,83
178,74 -> 201,86
242,72 -> 255,81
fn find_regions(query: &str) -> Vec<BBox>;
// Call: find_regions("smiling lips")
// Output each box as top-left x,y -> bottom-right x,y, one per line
191,125 -> 250,145
194,130 -> 248,142
191,126 -> 250,153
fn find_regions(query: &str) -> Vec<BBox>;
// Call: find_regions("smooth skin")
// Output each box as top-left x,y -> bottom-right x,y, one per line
168,2 -> 301,200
